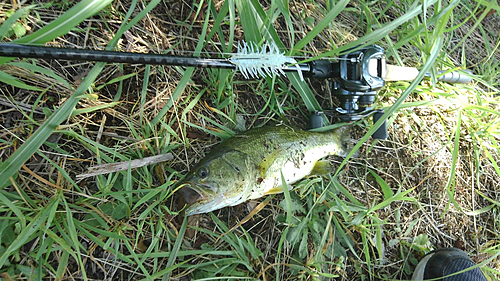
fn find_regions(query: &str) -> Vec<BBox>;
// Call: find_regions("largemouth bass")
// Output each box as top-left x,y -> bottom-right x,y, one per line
179,125 -> 351,215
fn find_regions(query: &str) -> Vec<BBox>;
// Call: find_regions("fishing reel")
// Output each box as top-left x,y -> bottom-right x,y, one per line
304,45 -> 388,139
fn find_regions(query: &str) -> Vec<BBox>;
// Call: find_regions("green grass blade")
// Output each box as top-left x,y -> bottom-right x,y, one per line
7,62 -> 71,87
236,0 -> 280,44
150,0 -> 213,126
368,169 -> 393,199
71,102 -> 119,117
0,63 -> 106,189
148,260 -> 191,280
15,0 -> 113,44
235,0 -> 322,112
293,0 -> 349,52
324,0 -> 438,57
330,175 -> 363,206
0,6 -> 35,40
449,0 -> 500,54
139,65 -> 150,127
125,163 -> 133,206
314,211 -> 333,261
62,197 -> 87,280
74,221 -> 135,263
207,0 -> 231,49
274,1 -> 294,45
45,228 -> 77,259
36,151 -> 82,193
121,238 -> 153,279
55,250 -> 70,279
280,170 -> 293,224
445,110 -> 462,212
275,225 -> 288,280
0,197 -> 57,268
0,70 -> 44,91
0,0 -> 150,189
96,72 -> 136,90
163,215 -> 188,280
331,215 -> 360,260
0,191 -> 26,229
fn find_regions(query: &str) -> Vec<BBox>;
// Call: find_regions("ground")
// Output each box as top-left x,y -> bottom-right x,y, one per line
0,0 -> 499,280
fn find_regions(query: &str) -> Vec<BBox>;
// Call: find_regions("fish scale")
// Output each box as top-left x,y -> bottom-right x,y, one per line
179,125 -> 351,215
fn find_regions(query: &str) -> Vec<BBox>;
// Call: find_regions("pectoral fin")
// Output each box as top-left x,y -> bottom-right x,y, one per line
264,186 -> 284,195
258,149 -> 282,177
310,160 -> 333,176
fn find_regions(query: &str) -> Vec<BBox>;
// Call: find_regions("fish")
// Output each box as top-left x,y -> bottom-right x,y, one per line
178,125 -> 351,215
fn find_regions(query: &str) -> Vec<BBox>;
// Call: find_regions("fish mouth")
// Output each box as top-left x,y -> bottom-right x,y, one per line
178,182 -> 224,215
178,181 -> 213,205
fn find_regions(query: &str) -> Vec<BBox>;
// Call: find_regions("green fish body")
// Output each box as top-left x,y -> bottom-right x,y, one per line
179,125 -> 350,215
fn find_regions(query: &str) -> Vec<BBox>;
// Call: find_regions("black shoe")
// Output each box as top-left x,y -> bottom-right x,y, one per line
412,247 -> 487,280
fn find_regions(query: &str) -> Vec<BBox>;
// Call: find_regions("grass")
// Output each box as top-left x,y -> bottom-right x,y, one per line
0,0 -> 499,280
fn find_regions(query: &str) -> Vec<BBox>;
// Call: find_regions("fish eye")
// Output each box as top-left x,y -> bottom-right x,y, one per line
197,167 -> 209,178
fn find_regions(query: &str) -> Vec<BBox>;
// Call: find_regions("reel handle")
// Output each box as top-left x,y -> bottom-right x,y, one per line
372,111 -> 388,140
309,111 -> 324,129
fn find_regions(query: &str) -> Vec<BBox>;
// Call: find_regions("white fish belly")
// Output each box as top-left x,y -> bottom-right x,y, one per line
252,142 -> 340,198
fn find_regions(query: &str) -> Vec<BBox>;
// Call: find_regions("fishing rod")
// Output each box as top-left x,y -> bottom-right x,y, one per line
0,43 -> 235,68
0,42 -> 312,77
0,42 -> 472,139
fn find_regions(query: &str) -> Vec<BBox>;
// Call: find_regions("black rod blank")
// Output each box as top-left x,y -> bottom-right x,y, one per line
0,43 -> 236,69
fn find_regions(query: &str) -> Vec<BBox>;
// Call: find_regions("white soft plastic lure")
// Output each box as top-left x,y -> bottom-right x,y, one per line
229,41 -> 304,81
